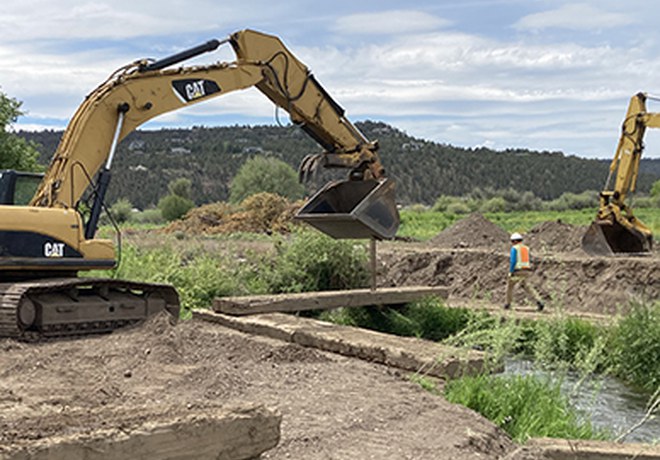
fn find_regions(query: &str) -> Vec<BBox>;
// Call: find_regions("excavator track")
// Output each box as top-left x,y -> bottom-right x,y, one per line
0,278 -> 179,340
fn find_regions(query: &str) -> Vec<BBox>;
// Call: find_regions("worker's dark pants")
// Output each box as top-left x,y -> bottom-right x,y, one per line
505,270 -> 542,306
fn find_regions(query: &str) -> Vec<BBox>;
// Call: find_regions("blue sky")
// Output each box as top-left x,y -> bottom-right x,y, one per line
3,0 -> 660,159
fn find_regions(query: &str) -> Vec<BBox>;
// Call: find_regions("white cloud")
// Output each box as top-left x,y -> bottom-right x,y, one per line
333,10 -> 449,35
514,3 -> 634,31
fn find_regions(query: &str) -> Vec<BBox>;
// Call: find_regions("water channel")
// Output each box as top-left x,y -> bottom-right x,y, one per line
503,358 -> 659,443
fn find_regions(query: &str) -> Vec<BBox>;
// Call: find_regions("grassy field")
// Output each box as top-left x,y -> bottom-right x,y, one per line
397,208 -> 660,241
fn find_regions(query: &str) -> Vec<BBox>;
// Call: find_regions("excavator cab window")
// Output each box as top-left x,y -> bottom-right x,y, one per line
0,170 -> 44,205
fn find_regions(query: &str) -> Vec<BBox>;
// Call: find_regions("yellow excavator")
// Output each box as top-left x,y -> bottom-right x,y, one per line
0,29 -> 399,338
582,92 -> 654,256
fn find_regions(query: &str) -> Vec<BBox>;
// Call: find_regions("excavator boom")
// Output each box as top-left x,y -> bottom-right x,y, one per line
582,92 -> 654,256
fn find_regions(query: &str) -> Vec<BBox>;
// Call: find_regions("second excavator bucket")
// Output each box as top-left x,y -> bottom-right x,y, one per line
295,178 -> 400,240
581,220 -> 652,256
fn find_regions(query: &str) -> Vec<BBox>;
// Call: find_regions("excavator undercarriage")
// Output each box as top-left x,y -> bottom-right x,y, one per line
0,278 -> 179,339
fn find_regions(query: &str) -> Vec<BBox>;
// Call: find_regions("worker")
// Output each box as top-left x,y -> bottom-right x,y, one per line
504,232 -> 544,311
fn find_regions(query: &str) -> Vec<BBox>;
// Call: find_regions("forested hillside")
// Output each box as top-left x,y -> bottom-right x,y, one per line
19,122 -> 660,209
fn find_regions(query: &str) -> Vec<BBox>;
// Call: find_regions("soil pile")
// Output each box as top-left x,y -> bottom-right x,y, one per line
0,314 -> 519,459
381,214 -> 659,313
163,193 -> 303,236
525,220 -> 587,254
428,213 -> 509,251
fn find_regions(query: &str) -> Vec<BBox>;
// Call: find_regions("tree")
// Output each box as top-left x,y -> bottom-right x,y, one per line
109,198 -> 133,223
0,91 -> 41,171
168,177 -> 192,199
651,180 -> 660,198
159,194 -> 194,221
158,178 -> 194,221
229,155 -> 304,204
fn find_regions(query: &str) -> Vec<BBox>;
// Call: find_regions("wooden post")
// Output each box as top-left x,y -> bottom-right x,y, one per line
370,238 -> 377,292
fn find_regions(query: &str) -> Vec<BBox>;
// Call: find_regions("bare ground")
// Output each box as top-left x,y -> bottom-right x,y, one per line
1,214 -> 657,458
0,314 -> 517,459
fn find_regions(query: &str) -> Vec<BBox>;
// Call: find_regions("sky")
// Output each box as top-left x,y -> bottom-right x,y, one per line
3,0 -> 660,159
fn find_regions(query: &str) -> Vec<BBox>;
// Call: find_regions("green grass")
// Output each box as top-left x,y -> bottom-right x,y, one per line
444,373 -> 608,442
397,208 -> 660,242
320,296 -> 471,341
606,301 -> 660,392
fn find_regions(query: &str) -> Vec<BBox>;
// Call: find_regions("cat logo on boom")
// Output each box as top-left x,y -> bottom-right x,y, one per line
172,79 -> 221,103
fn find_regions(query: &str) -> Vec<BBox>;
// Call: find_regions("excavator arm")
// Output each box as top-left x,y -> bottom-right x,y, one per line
32,30 -> 389,216
582,92 -> 654,255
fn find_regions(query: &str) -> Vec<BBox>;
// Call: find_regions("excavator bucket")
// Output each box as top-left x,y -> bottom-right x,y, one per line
295,178 -> 400,240
581,220 -> 652,256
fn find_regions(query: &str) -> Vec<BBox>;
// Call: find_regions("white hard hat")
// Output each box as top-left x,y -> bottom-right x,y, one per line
510,232 -> 523,242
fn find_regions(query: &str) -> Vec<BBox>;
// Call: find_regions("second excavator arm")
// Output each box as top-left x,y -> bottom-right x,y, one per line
30,29 -> 396,239
582,92 -> 654,255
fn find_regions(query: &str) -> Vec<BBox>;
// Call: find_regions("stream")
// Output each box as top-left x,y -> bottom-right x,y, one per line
503,358 -> 659,443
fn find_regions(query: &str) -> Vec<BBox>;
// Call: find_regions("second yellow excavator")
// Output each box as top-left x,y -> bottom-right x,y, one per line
0,29 -> 400,338
582,92 -> 654,256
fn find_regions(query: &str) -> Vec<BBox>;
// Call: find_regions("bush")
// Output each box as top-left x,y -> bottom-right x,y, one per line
132,208 -> 165,225
265,229 -> 369,293
446,201 -> 472,215
445,374 -> 605,442
158,194 -> 194,221
479,196 -> 507,213
531,317 -> 606,373
545,191 -> 598,211
607,301 -> 660,392
113,245 -> 239,318
109,198 -> 133,224
168,177 -> 192,199
230,155 -> 304,203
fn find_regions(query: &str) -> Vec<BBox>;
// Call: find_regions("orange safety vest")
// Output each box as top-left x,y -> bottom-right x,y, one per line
514,243 -> 531,270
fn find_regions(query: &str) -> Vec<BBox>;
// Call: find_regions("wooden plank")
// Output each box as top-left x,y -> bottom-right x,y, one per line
195,311 -> 489,379
213,286 -> 448,315
1,404 -> 280,460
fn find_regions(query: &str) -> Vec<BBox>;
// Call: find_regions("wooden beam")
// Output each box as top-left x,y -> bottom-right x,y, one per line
213,286 -> 448,316
1,404 -> 280,460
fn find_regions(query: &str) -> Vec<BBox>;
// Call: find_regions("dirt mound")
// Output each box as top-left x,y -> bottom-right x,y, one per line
163,193 -> 303,236
525,220 -> 587,254
428,213 -> 509,251
0,315 -> 518,459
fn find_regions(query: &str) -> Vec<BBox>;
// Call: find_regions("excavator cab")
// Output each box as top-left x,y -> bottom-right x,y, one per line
296,178 -> 399,240
0,170 -> 44,205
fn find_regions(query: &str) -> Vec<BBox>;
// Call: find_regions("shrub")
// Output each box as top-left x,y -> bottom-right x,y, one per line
109,198 -> 133,224
533,317 -> 605,373
479,196 -> 507,213
266,229 -> 368,293
168,177 -> 192,199
158,194 -> 194,221
446,201 -> 472,215
132,208 -> 165,225
607,301 -> 660,392
113,245 -> 239,318
230,155 -> 304,203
